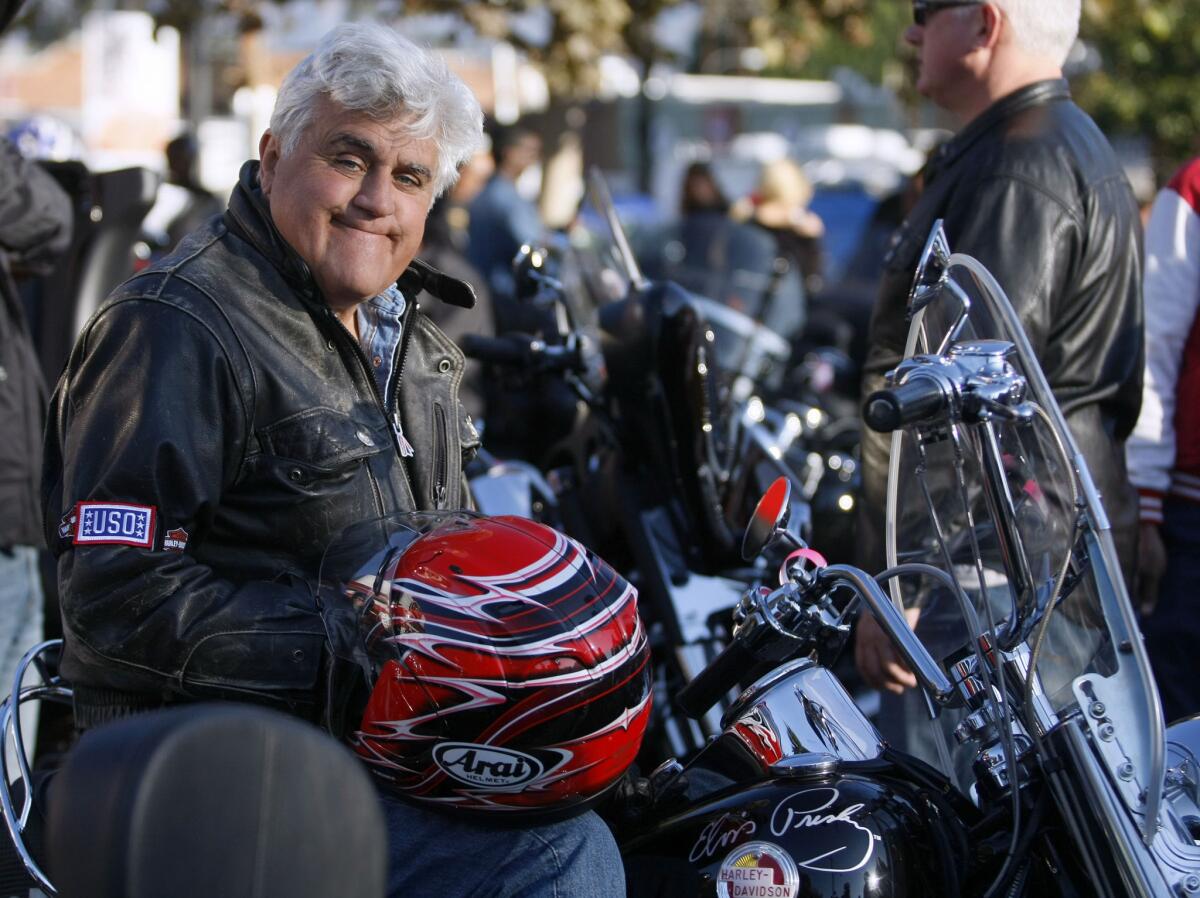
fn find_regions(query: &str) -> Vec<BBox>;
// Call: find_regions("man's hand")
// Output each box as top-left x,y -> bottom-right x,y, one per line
1137,522 -> 1167,617
854,605 -> 921,694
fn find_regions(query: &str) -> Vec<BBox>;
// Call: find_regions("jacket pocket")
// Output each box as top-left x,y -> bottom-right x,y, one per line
256,406 -> 388,493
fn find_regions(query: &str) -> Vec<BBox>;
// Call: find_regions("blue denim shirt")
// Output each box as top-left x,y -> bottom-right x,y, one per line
356,285 -> 406,405
356,284 -> 414,455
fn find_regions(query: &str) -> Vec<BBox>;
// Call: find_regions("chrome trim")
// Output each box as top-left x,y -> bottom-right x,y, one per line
723,661 -> 884,765
954,253 -> 1166,839
0,639 -> 69,895
1056,720 -> 1170,895
818,565 -> 956,704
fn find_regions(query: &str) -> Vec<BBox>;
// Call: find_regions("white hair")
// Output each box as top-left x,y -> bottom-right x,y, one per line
269,23 -> 484,198
992,0 -> 1080,67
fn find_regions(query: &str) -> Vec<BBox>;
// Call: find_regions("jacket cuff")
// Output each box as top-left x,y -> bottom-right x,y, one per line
1138,489 -> 1165,525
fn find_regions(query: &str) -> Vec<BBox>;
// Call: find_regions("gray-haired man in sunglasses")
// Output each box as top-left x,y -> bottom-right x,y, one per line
855,1 -> 1142,719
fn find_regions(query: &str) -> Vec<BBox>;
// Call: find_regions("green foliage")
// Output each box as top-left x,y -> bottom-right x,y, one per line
403,0 -> 670,95
1076,0 -> 1200,177
403,0 -> 899,92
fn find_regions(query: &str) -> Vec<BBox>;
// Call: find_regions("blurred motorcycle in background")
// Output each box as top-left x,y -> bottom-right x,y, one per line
464,171 -> 860,762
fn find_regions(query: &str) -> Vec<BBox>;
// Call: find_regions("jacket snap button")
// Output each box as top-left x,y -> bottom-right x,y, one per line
288,467 -> 304,482
325,339 -> 335,352
292,649 -> 305,662
438,358 -> 452,374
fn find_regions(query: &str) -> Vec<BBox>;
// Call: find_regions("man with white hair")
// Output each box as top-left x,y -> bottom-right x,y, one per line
43,24 -> 622,896
855,1 -> 1142,697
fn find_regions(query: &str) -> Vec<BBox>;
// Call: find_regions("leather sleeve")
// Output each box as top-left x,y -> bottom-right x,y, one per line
45,299 -> 327,703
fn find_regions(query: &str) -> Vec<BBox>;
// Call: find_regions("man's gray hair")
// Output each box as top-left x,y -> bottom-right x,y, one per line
270,23 -> 484,198
993,0 -> 1080,68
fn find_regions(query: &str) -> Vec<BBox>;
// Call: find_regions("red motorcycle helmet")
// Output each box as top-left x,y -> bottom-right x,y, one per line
341,513 -> 651,817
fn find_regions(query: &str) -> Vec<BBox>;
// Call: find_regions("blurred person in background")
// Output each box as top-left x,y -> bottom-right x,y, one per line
163,131 -> 222,249
42,24 -> 623,898
672,161 -> 736,289
1126,156 -> 1200,724
854,0 -> 1142,742
733,157 -> 826,297
651,161 -> 805,343
0,131 -> 73,732
466,121 -> 543,320
140,131 -> 224,258
420,192 -> 493,421
432,145 -> 493,255
680,160 -> 729,219
420,147 -> 493,420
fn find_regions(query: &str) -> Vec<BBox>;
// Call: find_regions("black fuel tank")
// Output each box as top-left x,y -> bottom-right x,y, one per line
621,769 -> 970,898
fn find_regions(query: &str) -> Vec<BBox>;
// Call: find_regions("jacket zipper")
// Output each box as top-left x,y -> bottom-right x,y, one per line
323,304 -> 416,500
433,402 -> 448,509
390,300 -> 419,487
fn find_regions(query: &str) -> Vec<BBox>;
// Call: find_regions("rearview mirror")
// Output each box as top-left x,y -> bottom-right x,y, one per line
742,476 -> 792,561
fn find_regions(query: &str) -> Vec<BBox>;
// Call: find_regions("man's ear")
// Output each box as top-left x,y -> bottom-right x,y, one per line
977,2 -> 1004,50
258,130 -> 279,196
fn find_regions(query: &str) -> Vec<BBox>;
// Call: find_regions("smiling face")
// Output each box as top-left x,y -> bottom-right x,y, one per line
258,95 -> 439,315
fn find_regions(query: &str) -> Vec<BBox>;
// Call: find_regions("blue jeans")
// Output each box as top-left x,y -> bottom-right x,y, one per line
0,546 -> 43,765
1142,498 -> 1200,725
0,547 -> 43,694
380,793 -> 625,898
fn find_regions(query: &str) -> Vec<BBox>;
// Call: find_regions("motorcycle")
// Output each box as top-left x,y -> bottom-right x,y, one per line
5,222 -> 1196,898
606,221 -> 1199,896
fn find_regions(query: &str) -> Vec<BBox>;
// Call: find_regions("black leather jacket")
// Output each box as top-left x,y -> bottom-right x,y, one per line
43,161 -> 480,726
860,80 -> 1143,575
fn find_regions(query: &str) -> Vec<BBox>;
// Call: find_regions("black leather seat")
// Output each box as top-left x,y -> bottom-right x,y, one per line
45,704 -> 386,898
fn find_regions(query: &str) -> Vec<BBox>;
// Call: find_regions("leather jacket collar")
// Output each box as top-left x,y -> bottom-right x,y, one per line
928,79 -> 1071,182
225,160 -> 318,301
224,160 -> 476,311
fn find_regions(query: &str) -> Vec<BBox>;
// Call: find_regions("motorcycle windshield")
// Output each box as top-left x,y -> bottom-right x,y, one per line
883,238 -> 1164,830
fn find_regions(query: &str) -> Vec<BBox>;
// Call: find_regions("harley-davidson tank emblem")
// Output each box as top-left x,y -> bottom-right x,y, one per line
716,841 -> 799,898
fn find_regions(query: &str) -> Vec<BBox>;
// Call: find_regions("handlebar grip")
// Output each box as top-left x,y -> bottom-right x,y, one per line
677,638 -> 758,720
461,334 -> 531,366
863,376 -> 948,433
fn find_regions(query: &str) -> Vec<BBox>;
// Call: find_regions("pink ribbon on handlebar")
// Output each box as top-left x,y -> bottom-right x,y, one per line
778,547 -> 828,584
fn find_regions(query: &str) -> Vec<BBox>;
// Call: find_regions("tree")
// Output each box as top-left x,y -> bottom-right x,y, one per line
1075,0 -> 1200,178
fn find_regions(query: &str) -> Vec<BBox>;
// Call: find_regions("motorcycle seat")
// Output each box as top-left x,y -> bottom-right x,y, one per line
44,703 -> 387,898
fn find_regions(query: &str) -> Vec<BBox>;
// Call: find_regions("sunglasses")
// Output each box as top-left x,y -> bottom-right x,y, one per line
912,0 -> 983,26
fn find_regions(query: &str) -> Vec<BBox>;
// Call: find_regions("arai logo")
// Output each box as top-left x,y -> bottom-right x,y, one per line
433,743 -> 544,789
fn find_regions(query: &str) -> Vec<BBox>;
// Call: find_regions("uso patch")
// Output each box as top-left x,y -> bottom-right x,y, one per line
72,502 -> 156,548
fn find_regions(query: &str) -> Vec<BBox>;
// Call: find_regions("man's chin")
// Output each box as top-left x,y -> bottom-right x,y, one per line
319,277 -> 404,310
318,262 -> 409,302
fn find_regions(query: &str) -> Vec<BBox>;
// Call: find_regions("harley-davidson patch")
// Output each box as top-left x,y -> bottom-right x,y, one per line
57,510 -> 78,540
163,527 -> 189,552
72,502 -> 156,548
716,841 -> 799,898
